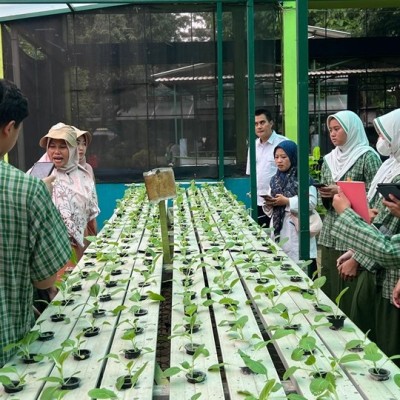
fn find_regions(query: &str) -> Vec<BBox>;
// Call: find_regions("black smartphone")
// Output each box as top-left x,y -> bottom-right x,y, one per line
260,194 -> 274,201
313,182 -> 327,188
30,162 -> 55,179
376,183 -> 400,201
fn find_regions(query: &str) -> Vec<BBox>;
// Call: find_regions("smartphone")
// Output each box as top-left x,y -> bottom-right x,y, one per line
376,183 -> 400,201
30,162 -> 55,179
313,182 -> 327,188
260,194 -> 274,201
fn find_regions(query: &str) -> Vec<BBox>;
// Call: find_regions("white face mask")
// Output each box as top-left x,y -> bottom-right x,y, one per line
376,137 -> 391,156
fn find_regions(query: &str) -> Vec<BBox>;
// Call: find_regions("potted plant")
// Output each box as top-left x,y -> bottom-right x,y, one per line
221,315 -> 249,341
42,348 -> 81,390
304,275 -> 333,312
36,320 -> 55,342
54,275 -> 81,306
0,365 -> 31,393
118,317 -> 144,336
325,287 -> 349,330
47,299 -> 72,323
279,307 -> 309,331
82,311 -> 111,337
62,332 -> 91,361
212,270 -> 239,294
163,344 -> 209,383
363,342 -> 400,381
170,305 -> 203,355
121,329 -> 153,360
3,330 -> 42,364
103,356 -> 148,390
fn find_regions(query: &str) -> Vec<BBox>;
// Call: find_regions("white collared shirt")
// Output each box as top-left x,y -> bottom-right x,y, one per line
246,131 -> 286,206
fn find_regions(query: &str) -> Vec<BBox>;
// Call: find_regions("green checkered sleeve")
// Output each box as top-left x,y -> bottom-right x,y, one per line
332,208 -> 400,269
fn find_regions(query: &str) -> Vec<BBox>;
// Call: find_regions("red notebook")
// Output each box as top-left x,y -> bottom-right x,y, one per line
337,181 -> 370,224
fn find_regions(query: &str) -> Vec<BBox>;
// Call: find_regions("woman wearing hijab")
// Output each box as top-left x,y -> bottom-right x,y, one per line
262,140 -> 318,264
318,110 -> 381,313
74,126 -> 95,181
38,124 -> 100,273
74,126 -> 98,237
333,109 -> 400,354
30,123 -> 99,239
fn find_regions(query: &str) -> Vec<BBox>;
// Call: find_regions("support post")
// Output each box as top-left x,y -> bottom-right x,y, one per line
159,200 -> 172,264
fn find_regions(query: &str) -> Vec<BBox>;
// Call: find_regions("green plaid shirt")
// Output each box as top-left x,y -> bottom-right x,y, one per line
332,208 -> 400,304
0,161 -> 71,366
318,150 -> 381,251
353,174 -> 400,272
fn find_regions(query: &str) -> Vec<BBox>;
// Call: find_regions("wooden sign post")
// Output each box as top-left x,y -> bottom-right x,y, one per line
143,167 -> 176,264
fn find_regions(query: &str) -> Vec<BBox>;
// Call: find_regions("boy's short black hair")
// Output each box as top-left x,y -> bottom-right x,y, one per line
0,79 -> 29,128
255,108 -> 273,122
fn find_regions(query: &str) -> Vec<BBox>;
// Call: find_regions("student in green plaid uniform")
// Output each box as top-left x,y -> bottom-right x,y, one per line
0,79 -> 71,367
331,110 -> 400,362
317,110 -> 381,316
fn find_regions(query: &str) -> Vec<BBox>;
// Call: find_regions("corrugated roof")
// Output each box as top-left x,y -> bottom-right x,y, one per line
153,67 -> 400,83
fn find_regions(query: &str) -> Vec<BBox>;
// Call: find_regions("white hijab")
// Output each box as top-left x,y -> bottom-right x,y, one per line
324,110 -> 378,182
368,109 -> 400,200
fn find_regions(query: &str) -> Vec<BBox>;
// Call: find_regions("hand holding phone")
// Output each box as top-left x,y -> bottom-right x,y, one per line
260,194 -> 274,201
29,162 -> 55,179
313,182 -> 327,188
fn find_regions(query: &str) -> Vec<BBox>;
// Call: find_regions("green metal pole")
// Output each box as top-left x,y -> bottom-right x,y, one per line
297,0 -> 310,262
158,200 -> 172,264
217,1 -> 224,180
282,1 -> 298,142
247,0 -> 257,221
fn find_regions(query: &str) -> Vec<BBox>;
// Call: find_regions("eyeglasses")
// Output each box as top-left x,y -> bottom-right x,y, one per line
255,120 -> 268,127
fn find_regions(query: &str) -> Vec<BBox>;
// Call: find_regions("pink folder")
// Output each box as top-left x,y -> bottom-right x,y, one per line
337,181 -> 370,224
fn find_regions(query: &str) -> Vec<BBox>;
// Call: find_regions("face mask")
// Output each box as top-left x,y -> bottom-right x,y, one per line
376,137 -> 391,156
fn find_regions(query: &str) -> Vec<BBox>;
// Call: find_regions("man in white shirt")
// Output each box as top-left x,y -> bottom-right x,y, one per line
246,108 -> 286,227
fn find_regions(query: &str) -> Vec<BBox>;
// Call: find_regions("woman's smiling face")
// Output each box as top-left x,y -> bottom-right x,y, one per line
47,139 -> 69,168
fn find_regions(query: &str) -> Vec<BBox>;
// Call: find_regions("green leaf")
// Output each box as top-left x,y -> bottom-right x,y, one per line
299,335 -> 316,351
287,394 -> 308,400
40,386 -> 67,400
345,339 -> 363,351
339,353 -> 361,364
394,373 -> 400,388
335,286 -> 349,307
309,377 -> 330,396
291,348 -> 304,362
238,350 -> 267,375
271,328 -> 295,341
147,291 -> 165,302
283,366 -> 299,380
315,304 -> 332,313
191,394 -> 202,400
0,367 -> 17,374
0,376 -> 13,385
41,376 -> 64,384
208,363 -> 225,372
304,354 -> 316,366
259,379 -> 281,399
181,361 -> 191,370
88,388 -> 118,399
89,283 -> 100,298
